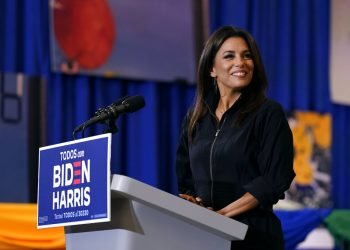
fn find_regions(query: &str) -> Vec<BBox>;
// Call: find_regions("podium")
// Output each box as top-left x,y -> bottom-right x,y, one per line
64,175 -> 248,250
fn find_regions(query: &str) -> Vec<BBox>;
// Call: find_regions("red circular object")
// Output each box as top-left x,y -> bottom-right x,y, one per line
53,0 -> 116,69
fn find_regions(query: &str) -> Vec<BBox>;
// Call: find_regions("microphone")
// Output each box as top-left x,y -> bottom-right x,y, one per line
73,95 -> 145,133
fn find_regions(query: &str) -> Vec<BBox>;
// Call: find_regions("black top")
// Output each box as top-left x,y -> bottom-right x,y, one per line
176,95 -> 295,249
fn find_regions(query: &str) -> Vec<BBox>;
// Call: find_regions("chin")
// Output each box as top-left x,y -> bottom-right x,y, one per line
231,82 -> 250,91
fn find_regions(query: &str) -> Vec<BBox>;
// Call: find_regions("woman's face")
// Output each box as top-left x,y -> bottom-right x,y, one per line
210,36 -> 254,95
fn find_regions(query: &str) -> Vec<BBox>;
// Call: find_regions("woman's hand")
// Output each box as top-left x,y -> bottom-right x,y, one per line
179,194 -> 214,210
179,194 -> 204,206
217,192 -> 259,218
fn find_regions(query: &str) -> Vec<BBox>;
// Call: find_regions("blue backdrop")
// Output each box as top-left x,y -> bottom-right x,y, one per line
1,0 -> 349,248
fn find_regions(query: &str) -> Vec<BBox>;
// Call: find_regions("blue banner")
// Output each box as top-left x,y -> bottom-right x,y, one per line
37,134 -> 111,228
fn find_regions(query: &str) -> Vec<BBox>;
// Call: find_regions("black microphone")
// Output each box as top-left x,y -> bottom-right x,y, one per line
73,95 -> 145,133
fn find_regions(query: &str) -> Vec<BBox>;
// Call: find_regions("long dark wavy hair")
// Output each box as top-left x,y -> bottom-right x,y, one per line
188,26 -> 268,140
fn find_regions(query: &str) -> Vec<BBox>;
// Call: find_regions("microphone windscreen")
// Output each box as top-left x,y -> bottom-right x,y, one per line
123,95 -> 145,112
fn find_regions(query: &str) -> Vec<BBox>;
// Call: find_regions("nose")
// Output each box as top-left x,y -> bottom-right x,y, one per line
234,55 -> 244,67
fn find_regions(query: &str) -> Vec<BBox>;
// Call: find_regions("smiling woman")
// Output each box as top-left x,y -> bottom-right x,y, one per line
210,36 -> 255,120
176,26 -> 295,250
211,37 -> 254,97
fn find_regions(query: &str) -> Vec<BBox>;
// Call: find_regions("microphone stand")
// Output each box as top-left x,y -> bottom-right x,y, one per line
102,116 -> 119,134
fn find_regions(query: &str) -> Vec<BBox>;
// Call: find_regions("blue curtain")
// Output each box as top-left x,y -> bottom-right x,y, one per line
1,0 -> 350,247
0,0 -> 50,75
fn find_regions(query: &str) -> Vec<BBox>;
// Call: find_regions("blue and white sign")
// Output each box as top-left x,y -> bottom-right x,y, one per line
37,134 -> 112,228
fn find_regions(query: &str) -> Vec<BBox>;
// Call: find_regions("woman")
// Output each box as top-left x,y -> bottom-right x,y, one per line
176,26 -> 295,249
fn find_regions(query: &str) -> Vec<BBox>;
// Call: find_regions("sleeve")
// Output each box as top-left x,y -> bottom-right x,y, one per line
243,103 -> 295,208
175,112 -> 196,196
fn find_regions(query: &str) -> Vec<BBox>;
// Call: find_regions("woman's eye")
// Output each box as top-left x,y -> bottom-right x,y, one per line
243,52 -> 252,59
224,54 -> 234,59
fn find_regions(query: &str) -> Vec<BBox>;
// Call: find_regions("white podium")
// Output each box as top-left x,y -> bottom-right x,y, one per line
65,174 -> 248,250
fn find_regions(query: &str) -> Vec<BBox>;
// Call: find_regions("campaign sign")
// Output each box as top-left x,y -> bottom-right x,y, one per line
37,134 -> 111,228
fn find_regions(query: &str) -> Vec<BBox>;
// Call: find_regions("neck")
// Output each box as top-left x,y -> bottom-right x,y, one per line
219,93 -> 241,110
